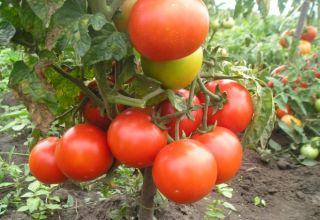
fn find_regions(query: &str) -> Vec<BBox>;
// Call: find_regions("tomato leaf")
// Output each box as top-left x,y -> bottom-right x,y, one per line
166,90 -> 187,112
0,20 -> 16,45
241,84 -> 275,149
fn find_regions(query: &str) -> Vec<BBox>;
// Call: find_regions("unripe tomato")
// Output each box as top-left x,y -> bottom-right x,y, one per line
114,0 -> 137,32
194,127 -> 242,184
300,144 -> 319,160
281,114 -> 302,127
83,100 -> 110,130
198,80 -> 254,133
56,124 -> 113,181
159,89 -> 203,137
315,99 -> 320,112
141,47 -> 203,89
222,17 -> 235,29
29,137 -> 67,184
210,19 -> 220,30
275,104 -> 292,119
128,0 -> 209,61
298,40 -> 311,55
107,108 -> 167,168
152,139 -> 217,203
301,26 -> 317,42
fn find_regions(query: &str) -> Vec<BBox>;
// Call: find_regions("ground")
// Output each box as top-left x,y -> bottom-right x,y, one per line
1,132 -> 320,220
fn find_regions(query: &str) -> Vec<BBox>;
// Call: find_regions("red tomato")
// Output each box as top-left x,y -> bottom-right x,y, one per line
55,124 -> 113,181
128,0 -> 209,61
279,30 -> 293,48
152,139 -> 217,203
301,26 -> 317,42
198,80 -> 253,133
83,100 -> 110,130
29,137 -> 67,184
281,76 -> 288,85
267,81 -> 274,88
194,127 -> 242,184
271,65 -> 286,77
114,0 -> 137,32
160,89 -> 203,137
107,108 -> 167,168
275,104 -> 292,119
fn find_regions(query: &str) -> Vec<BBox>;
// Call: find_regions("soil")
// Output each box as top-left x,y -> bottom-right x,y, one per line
1,133 -> 320,220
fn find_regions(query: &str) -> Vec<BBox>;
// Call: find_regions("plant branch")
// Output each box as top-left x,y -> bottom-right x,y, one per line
197,75 -> 221,101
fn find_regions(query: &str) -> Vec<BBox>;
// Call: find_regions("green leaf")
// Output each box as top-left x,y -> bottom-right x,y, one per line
0,182 -> 14,188
45,204 -> 62,210
277,0 -> 286,13
0,20 -> 16,45
301,159 -> 318,166
26,197 -> 41,213
222,202 -> 237,211
257,0 -> 270,17
53,0 -> 87,25
28,181 -> 41,192
241,84 -> 275,149
166,90 -> 187,112
17,206 -> 29,212
21,192 -> 34,198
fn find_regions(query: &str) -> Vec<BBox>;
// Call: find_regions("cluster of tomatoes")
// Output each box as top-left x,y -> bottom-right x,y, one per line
279,25 -> 317,55
29,0 -> 254,204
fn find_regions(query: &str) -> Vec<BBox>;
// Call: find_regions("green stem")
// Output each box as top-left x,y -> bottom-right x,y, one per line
174,115 -> 184,140
0,152 -> 29,156
202,95 -> 210,129
197,75 -> 221,101
188,79 -> 197,107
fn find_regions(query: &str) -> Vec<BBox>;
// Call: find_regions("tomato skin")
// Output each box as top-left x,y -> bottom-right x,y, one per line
160,89 -> 203,137
301,26 -> 317,42
55,124 -> 113,181
128,0 -> 209,61
83,100 -> 110,130
107,108 -> 167,168
114,0 -> 137,32
152,139 -> 217,203
29,137 -> 67,184
141,47 -> 203,89
298,40 -> 311,55
275,104 -> 292,119
300,144 -> 319,160
198,80 -> 254,133
194,127 -> 242,184
281,114 -> 302,127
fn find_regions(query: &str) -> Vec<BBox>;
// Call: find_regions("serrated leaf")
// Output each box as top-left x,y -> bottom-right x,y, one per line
0,20 -> 16,45
242,84 -> 274,149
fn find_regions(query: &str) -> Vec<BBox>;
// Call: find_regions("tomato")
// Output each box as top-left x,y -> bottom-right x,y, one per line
107,108 -> 167,168
275,104 -> 292,119
128,0 -> 209,61
298,40 -> 311,55
267,81 -> 274,88
198,80 -> 254,133
315,99 -> 320,112
83,99 -> 110,130
29,137 -> 67,184
222,17 -> 235,29
159,89 -> 203,137
141,47 -> 203,89
114,0 -> 137,32
279,30 -> 293,48
310,137 -> 320,149
301,26 -> 317,42
281,114 -> 302,127
311,67 -> 320,79
55,124 -> 113,181
194,127 -> 242,184
281,76 -> 288,85
300,144 -> 319,160
152,139 -> 217,203
271,65 -> 286,76
210,19 -> 220,30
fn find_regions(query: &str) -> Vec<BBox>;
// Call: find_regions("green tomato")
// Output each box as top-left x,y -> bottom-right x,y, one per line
210,19 -> 220,30
310,137 -> 320,149
222,17 -> 235,29
141,47 -> 203,89
315,99 -> 320,112
300,144 -> 319,160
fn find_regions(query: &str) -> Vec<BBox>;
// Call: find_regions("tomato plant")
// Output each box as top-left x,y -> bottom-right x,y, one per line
29,137 -> 67,184
152,139 -> 217,203
107,108 -> 167,168
194,127 -> 242,184
198,80 -> 254,133
128,0 -> 209,61
55,124 -> 113,181
159,89 -> 203,137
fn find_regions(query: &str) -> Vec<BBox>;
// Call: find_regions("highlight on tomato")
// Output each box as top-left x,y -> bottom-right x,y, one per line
152,139 -> 217,204
128,0 -> 209,61
55,124 -> 113,181
107,108 -> 168,168
29,137 -> 67,184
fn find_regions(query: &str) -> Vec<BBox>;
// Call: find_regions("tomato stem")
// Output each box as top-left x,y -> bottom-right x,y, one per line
139,167 -> 156,220
197,75 -> 221,101
174,115 -> 184,140
202,94 -> 210,129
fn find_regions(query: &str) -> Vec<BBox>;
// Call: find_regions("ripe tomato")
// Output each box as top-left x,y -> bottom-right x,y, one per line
267,81 -> 274,88
107,108 -> 167,168
159,89 -> 203,137
83,100 -> 110,130
281,76 -> 288,85
301,26 -> 317,42
275,104 -> 292,119
281,114 -> 302,127
194,127 -> 242,184
29,137 -> 67,184
55,124 -> 113,181
279,30 -> 293,48
298,40 -> 311,55
271,65 -> 286,76
141,47 -> 203,89
128,0 -> 209,61
198,80 -> 254,133
114,0 -> 137,31
152,139 -> 217,203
